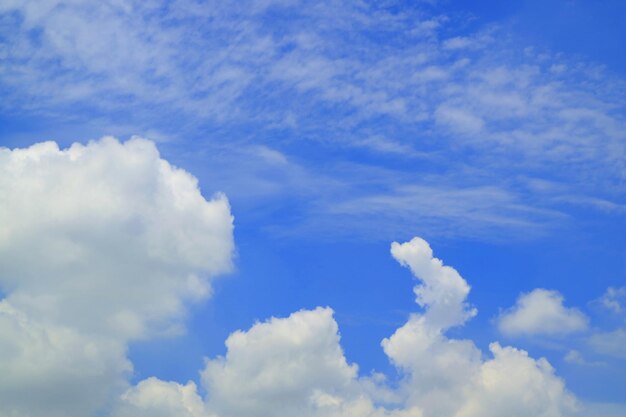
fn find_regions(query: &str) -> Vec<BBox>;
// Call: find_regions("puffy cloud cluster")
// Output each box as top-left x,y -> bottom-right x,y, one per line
497,289 -> 589,337
201,307 -> 361,417
0,137 -> 235,417
0,138 -> 577,416
380,239 -> 576,417
118,307 -> 419,417
119,238 -> 577,417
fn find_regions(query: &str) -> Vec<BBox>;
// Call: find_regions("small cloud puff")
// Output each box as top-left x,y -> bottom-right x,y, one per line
497,289 -> 588,337
595,286 -> 626,314
588,328 -> 626,359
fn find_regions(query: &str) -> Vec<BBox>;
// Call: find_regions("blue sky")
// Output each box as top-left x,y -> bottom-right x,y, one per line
0,1 -> 625,416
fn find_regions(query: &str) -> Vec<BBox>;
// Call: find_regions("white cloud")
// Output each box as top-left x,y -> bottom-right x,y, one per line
564,350 -> 586,365
390,237 -> 476,329
454,343 -> 577,417
595,286 -> 626,314
0,137 -> 235,417
114,378 -> 214,417
383,239 -> 576,417
2,0 -> 623,174
563,349 -> 603,367
119,306 -> 408,417
119,237 -> 577,417
575,401 -> 626,417
442,36 -> 474,50
0,300 -> 130,417
381,315 -> 577,417
497,289 -> 589,337
434,105 -> 485,134
382,314 -> 482,416
314,183 -> 559,242
588,328 -> 626,359
0,137 -> 234,339
201,307 -> 368,417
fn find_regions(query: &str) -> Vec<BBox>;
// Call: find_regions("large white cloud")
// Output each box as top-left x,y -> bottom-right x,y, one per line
118,237 -> 577,417
0,136 -> 234,339
497,289 -> 588,337
0,137 -> 235,417
202,306 -> 378,417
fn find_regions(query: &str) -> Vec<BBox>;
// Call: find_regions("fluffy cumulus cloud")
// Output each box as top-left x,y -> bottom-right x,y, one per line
381,239 -> 576,417
0,137 -> 234,338
0,137 -> 235,417
117,308 -> 401,417
390,237 -> 476,329
497,289 -> 589,337
201,307 -> 362,417
118,237 -> 576,417
454,343 -> 574,417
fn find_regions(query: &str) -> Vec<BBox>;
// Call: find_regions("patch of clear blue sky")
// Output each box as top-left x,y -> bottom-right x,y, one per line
473,0 -> 626,72
1,0 -> 625,407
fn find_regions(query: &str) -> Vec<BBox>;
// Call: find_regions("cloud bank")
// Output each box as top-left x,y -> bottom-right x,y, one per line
118,238 -> 577,417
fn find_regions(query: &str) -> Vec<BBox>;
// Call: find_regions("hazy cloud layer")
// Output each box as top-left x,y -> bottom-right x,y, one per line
588,329 -> 626,359
1,0 -> 624,240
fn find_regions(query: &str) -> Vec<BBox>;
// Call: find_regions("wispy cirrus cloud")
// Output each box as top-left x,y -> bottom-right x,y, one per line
0,0 -> 624,241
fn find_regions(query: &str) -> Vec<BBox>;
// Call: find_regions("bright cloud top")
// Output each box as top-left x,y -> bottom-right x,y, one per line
0,137 -> 234,338
497,289 -> 589,337
390,237 -> 476,330
0,137 -> 235,417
